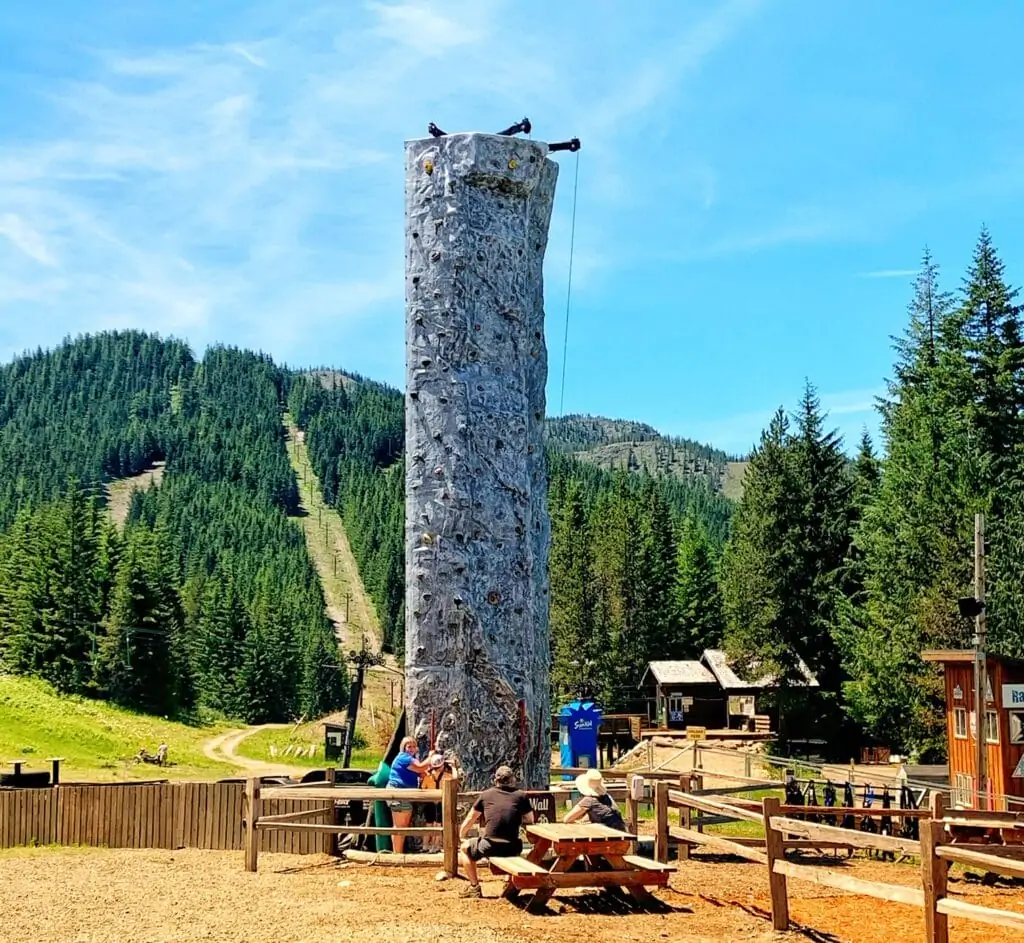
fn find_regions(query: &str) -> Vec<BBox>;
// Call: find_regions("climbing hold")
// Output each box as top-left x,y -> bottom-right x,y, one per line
487,591 -> 501,605
430,250 -> 441,262
424,160 -> 434,174
508,158 -> 518,170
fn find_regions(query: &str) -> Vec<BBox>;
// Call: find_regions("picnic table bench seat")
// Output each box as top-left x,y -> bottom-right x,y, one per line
487,856 -> 549,876
621,855 -> 675,872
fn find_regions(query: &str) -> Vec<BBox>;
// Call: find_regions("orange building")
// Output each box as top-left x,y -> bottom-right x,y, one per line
922,650 -> 1024,809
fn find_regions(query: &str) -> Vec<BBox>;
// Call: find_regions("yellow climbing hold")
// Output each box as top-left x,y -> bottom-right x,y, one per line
424,160 -> 434,175
508,158 -> 518,170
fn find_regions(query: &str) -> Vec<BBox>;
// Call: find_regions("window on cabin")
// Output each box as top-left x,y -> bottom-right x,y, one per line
954,707 -> 968,739
985,710 -> 999,744
1010,711 -> 1024,745
953,772 -> 974,808
667,696 -> 684,723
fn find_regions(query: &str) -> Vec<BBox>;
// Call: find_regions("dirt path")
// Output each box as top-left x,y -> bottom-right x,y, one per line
103,461 -> 166,528
202,724 -> 300,776
283,417 -> 400,742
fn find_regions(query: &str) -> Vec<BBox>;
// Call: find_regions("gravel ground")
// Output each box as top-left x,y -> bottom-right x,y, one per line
1,846 -> 1020,943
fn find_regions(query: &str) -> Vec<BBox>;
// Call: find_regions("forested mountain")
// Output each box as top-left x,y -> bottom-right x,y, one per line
546,414 -> 744,498
0,334 -> 346,723
286,376 -> 735,676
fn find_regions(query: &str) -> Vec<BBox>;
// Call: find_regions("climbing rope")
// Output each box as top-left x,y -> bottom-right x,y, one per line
558,148 -> 580,416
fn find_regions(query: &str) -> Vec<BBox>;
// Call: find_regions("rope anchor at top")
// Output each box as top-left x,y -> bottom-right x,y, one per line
426,120 -> 581,155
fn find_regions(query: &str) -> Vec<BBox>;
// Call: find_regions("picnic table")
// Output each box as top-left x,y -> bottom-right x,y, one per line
488,822 -> 673,913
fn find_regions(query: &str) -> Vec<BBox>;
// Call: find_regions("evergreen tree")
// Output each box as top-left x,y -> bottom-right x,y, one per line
789,381 -> 853,691
98,527 -> 177,714
844,252 -> 976,755
721,408 -> 805,682
674,513 -> 724,657
549,480 -> 603,703
634,481 -> 678,666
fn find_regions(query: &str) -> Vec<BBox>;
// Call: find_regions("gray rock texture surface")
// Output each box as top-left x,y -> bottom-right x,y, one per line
404,132 -> 557,790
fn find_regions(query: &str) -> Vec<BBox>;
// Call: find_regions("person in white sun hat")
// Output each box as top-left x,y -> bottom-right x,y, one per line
563,768 -> 625,830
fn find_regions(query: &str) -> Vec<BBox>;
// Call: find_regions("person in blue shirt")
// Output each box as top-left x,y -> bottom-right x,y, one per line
387,736 -> 430,853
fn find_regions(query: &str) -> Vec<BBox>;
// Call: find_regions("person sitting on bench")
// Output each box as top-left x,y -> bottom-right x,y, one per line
563,769 -> 625,831
458,765 -> 534,898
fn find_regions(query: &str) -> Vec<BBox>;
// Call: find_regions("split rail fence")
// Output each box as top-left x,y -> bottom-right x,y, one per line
654,786 -> 1024,941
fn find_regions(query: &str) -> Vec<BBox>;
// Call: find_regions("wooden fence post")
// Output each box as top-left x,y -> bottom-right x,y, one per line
244,777 -> 261,873
677,775 -> 692,861
762,796 -> 789,931
921,791 -> 948,943
442,778 -> 459,878
654,781 -> 670,864
323,766 -> 338,856
692,773 -> 704,834
625,777 -> 639,853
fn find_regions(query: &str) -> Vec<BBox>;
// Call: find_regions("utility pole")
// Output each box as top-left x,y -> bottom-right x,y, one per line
342,637 -> 384,768
973,512 -> 989,811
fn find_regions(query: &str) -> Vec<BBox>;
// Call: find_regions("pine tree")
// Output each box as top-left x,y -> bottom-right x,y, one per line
549,480 -> 603,703
844,252 -> 976,755
789,381 -> 853,691
634,481 -> 678,667
720,408 -> 805,682
957,227 -> 1024,496
99,527 -> 177,714
674,512 -> 724,657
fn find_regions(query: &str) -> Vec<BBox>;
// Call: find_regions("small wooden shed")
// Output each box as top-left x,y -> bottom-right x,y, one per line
922,649 -> 1024,809
639,660 -> 721,728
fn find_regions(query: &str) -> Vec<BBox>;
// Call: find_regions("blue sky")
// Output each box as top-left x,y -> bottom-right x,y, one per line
1,2 -> 1023,455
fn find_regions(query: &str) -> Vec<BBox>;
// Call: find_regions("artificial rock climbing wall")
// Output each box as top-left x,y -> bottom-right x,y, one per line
404,131 -> 557,790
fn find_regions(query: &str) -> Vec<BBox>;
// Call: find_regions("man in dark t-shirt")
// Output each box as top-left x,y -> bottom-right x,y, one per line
458,765 -> 534,898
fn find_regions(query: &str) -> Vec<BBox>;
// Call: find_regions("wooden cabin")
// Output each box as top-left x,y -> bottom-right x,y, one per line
639,649 -> 819,730
639,660 -> 722,728
921,650 -> 1024,809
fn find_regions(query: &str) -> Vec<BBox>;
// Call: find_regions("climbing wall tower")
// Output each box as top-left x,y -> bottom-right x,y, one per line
404,131 -> 557,790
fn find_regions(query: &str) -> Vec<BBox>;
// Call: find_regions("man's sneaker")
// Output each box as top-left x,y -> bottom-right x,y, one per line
459,883 -> 482,899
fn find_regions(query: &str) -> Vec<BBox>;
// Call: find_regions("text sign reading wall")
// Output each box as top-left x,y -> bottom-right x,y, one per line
1002,684 -> 1024,707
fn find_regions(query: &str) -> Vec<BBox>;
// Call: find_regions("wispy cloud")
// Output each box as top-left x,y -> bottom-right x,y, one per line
858,268 -> 920,278
0,0 -> 765,377
0,213 -> 58,266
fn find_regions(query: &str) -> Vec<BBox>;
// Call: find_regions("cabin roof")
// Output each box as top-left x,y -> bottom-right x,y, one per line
701,649 -> 819,690
922,649 -> 1024,668
641,660 -> 717,686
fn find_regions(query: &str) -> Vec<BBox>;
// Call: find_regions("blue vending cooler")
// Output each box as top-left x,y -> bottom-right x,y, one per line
558,700 -> 602,778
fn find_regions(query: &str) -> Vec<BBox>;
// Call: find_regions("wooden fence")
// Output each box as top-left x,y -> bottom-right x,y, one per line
655,786 -> 1024,940
0,782 -> 331,854
244,779 -> 460,874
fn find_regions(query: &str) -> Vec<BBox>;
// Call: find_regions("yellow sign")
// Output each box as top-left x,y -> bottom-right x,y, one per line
685,726 -> 707,741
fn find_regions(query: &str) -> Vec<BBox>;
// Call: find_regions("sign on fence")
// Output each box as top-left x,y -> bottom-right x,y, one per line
686,726 -> 707,742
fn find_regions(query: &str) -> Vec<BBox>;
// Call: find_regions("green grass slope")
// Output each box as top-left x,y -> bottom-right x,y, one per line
233,726 -> 383,771
0,675 -> 235,782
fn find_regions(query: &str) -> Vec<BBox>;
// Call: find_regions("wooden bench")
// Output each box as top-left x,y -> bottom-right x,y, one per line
488,856 -> 548,875
622,854 -> 675,872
